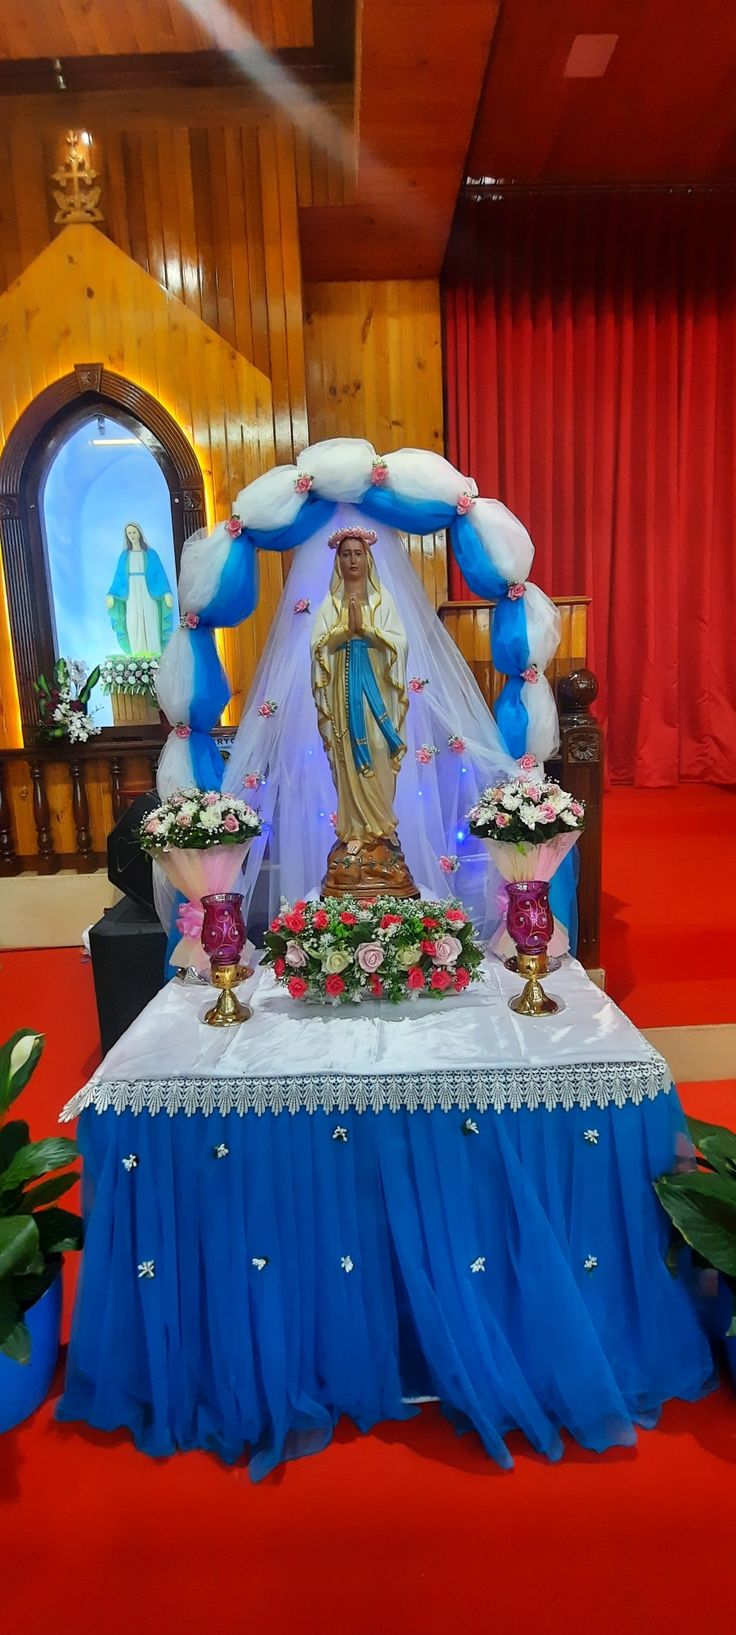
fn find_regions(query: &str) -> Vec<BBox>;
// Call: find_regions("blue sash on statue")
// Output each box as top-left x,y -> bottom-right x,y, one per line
340,638 -> 403,772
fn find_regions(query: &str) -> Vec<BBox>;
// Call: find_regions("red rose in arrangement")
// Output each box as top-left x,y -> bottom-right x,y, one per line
454,967 -> 471,991
270,917 -> 283,932
282,910 -> 306,934
380,913 -> 402,929
294,899 -> 307,911
273,957 -> 286,978
407,967 -> 426,991
421,918 -> 440,929
369,974 -> 384,996
445,909 -> 466,924
339,912 -> 357,926
287,975 -> 308,999
325,974 -> 346,997
420,939 -> 437,957
430,968 -> 453,991
312,909 -> 330,931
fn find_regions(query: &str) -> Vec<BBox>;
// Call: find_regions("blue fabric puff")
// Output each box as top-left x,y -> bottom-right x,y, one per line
449,515 -> 509,601
495,676 -> 529,760
492,595 -> 530,676
357,489 -> 457,535
248,499 -> 337,554
58,1091 -> 714,1481
201,537 -> 258,627
189,628 -> 230,733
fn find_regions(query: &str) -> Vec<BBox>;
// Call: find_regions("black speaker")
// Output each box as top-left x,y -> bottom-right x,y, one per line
106,792 -> 158,911
89,898 -> 168,1055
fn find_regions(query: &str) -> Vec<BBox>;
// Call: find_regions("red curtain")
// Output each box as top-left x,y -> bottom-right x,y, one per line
443,193 -> 736,785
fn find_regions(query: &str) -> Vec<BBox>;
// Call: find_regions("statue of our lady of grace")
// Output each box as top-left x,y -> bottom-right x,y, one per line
311,526 -> 418,897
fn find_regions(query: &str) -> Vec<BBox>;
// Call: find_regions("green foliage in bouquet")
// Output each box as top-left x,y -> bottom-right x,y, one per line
0,1031 -> 82,1363
655,1116 -> 736,1338
264,896 -> 484,1005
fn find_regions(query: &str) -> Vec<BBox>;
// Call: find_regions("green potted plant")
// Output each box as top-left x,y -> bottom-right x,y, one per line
0,1030 -> 82,1431
655,1115 -> 736,1381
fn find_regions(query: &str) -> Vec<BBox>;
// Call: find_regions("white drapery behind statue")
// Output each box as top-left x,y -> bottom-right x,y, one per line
221,507 -> 518,933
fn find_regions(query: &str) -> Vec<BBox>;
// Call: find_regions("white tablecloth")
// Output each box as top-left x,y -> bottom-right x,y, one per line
61,958 -> 670,1120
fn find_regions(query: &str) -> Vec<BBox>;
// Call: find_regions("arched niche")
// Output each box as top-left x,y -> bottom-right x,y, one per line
0,365 -> 206,740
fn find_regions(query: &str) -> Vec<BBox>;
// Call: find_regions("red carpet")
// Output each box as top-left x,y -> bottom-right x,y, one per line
2,947 -> 736,1635
602,784 -> 736,1027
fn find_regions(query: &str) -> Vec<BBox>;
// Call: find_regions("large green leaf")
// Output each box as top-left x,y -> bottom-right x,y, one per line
0,1214 -> 39,1278
686,1116 -> 736,1176
79,664 -> 100,705
0,1315 -> 30,1364
655,1171 -> 736,1277
35,1207 -> 83,1255
0,1282 -> 22,1345
17,1172 -> 78,1212
0,1119 -> 30,1174
0,1136 -> 78,1192
0,1031 -> 44,1115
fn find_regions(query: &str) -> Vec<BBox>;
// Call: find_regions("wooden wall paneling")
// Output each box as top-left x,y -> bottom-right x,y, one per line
0,1 -> 314,58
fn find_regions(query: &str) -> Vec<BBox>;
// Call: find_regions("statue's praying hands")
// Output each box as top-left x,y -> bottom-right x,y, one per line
348,594 -> 363,637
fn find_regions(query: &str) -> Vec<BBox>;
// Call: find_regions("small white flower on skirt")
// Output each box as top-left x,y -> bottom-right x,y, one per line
214,1142 -> 229,1158
251,1256 -> 269,1271
332,1127 -> 349,1142
583,1129 -> 600,1144
470,1256 -> 486,1274
461,1118 -> 480,1136
583,1255 -> 598,1272
122,1153 -> 139,1171
341,1255 -> 354,1273
138,1260 -> 155,1279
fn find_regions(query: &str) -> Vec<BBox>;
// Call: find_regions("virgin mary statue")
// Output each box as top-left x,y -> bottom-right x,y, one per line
219,505 -> 519,933
311,525 -> 416,896
106,522 -> 174,656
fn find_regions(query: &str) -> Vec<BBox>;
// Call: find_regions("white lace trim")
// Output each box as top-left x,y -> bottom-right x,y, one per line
60,1057 -> 671,1121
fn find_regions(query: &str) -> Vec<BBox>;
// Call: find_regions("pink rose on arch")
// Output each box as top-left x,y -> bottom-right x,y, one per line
521,666 -> 539,685
537,803 -> 557,823
371,460 -> 388,486
294,473 -> 313,495
174,723 -> 191,739
223,813 -> 240,833
176,812 -> 192,828
448,735 -> 465,755
225,516 -> 242,537
432,935 -> 463,967
243,773 -> 261,790
416,746 -> 432,765
293,598 -> 310,614
409,677 -> 428,693
329,811 -> 338,829
518,753 -> 537,772
258,700 -> 277,718
456,492 -> 475,515
285,942 -> 308,969
508,583 -> 526,601
356,942 -> 385,975
439,854 -> 459,874
182,611 -> 200,628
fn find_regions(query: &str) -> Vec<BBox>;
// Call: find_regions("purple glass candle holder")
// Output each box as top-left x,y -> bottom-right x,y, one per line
201,892 -> 247,968
505,880 -> 554,955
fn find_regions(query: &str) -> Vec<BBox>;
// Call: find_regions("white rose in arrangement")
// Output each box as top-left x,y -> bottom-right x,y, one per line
321,949 -> 353,974
432,935 -> 463,967
396,944 -> 422,969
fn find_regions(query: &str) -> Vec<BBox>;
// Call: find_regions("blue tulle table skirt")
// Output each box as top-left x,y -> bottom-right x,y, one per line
58,1091 -> 714,1479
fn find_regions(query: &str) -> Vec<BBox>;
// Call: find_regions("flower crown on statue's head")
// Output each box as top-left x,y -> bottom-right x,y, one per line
327,527 -> 378,551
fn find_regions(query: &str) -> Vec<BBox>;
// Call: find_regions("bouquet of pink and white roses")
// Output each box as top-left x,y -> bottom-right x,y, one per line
468,776 -> 585,961
264,896 -> 484,1005
138,789 -> 262,971
467,776 -> 585,844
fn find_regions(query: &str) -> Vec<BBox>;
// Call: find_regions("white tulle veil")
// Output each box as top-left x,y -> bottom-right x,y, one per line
222,506 -> 517,935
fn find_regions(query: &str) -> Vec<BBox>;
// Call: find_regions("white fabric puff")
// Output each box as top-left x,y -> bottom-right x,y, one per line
470,499 -> 535,585
297,437 -> 376,501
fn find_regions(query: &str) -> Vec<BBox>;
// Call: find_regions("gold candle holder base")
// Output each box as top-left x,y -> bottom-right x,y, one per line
204,963 -> 252,1027
508,951 -> 560,1017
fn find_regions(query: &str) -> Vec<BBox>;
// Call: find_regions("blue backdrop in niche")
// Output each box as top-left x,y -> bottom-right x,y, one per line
42,417 -> 178,727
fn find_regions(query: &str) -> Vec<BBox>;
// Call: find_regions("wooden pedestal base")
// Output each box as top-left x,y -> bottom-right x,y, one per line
321,836 -> 419,900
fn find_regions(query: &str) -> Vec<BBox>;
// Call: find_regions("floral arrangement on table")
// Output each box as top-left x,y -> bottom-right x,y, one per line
34,658 -> 101,745
138,789 -> 262,971
467,775 -> 585,846
263,896 -> 483,1005
99,653 -> 159,700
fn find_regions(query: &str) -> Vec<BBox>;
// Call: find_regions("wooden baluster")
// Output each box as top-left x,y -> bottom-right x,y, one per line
69,756 -> 94,873
0,758 -> 21,876
147,753 -> 160,791
109,756 -> 124,823
28,758 -> 59,875
557,669 -> 604,973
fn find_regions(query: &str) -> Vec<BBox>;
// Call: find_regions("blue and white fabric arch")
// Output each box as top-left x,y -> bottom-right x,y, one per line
156,437 -> 561,794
